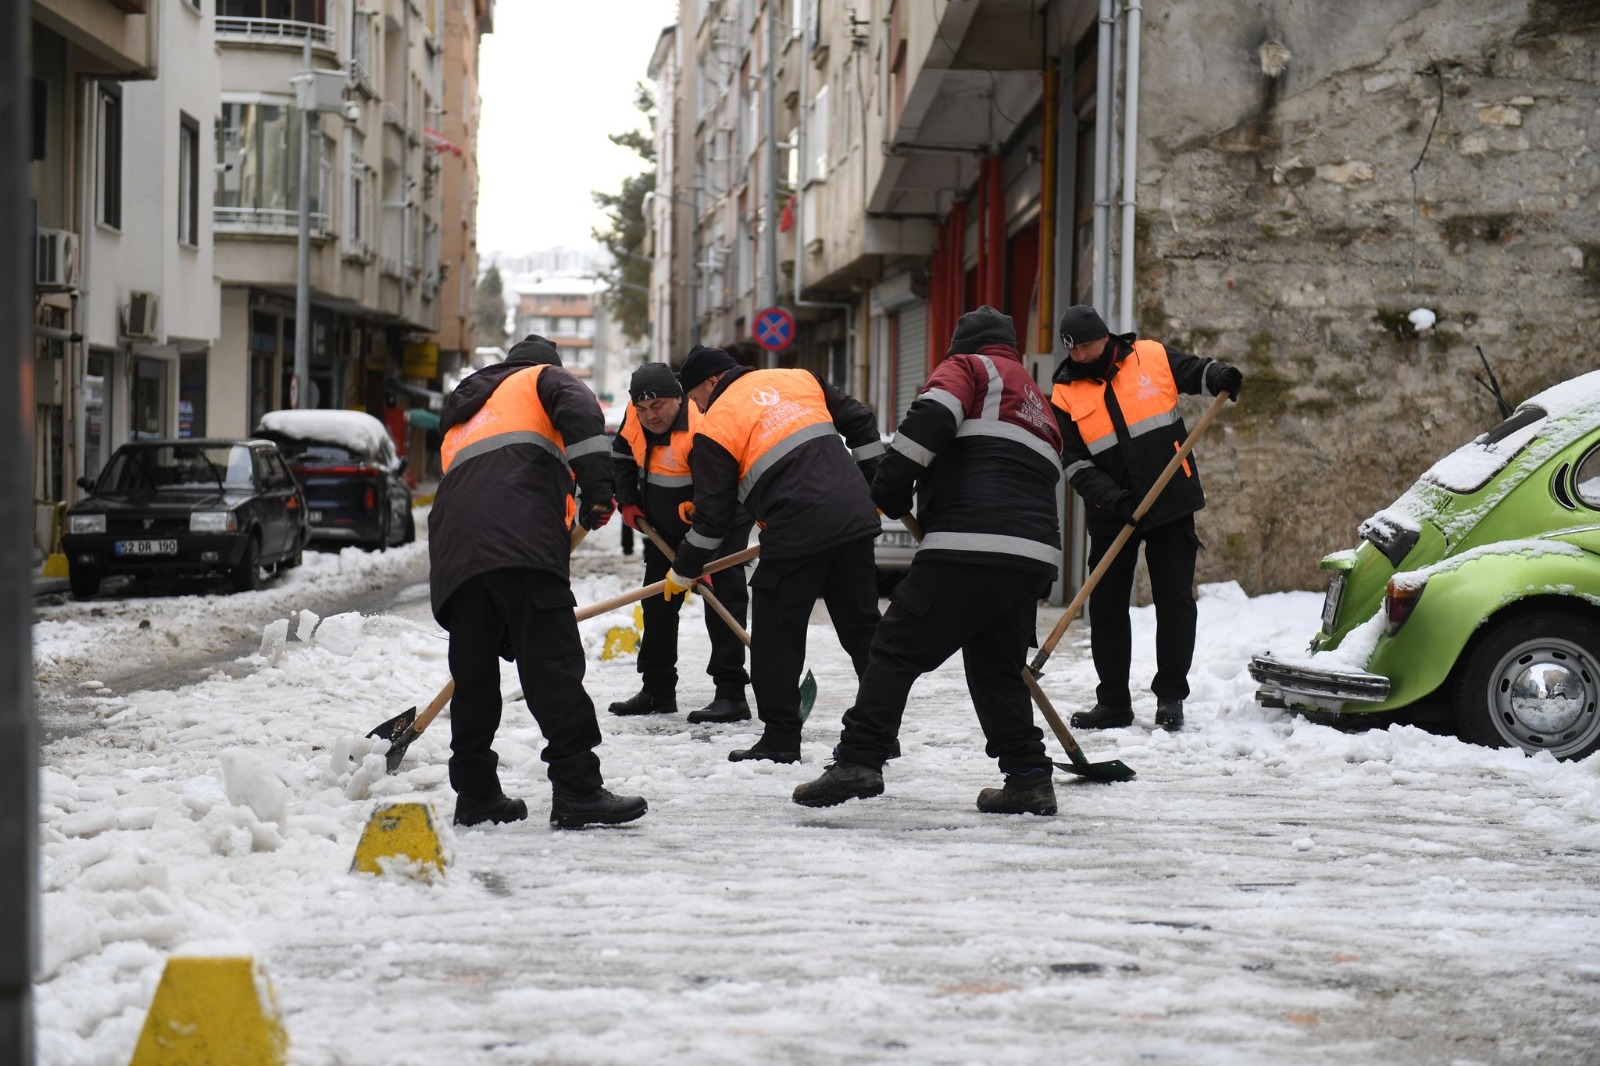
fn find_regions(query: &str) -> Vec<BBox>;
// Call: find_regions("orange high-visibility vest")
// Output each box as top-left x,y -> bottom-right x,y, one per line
618,400 -> 699,488
440,363 -> 577,525
695,369 -> 838,502
1051,340 -> 1186,469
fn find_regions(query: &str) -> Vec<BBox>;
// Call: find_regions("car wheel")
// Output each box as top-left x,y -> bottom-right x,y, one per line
68,566 -> 101,601
230,535 -> 263,593
1452,609 -> 1600,760
279,547 -> 303,571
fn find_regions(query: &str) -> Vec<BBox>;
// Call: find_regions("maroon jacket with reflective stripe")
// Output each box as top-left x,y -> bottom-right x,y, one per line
874,344 -> 1064,577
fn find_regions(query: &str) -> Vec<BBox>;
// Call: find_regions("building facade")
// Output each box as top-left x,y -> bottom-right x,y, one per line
28,0 -> 492,558
650,0 -> 1600,595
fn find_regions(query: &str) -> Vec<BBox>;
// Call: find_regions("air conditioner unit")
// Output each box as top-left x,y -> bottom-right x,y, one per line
35,228 -> 79,291
123,291 -> 160,341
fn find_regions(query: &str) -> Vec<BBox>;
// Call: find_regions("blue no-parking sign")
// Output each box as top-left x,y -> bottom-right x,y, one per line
752,306 -> 796,352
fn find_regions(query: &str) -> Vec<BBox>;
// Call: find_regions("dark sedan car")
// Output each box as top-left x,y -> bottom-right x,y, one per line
62,439 -> 310,600
255,410 -> 415,550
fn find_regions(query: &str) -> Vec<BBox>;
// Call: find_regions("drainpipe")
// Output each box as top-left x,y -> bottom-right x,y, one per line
1117,0 -> 1142,333
400,0 -> 412,323
760,0 -> 778,315
793,0 -> 854,383
1091,0 -> 1113,317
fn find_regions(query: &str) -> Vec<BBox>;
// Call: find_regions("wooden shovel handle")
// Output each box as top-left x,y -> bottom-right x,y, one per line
635,517 -> 753,646
1029,391 -> 1231,675
406,542 -> 762,737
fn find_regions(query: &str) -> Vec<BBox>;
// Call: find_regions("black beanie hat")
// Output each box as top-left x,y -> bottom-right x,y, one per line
629,361 -> 683,403
1058,305 -> 1109,348
677,344 -> 738,393
947,305 -> 1017,355
507,334 -> 562,367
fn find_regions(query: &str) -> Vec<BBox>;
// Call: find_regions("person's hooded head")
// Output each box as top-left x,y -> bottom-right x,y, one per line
506,334 -> 562,367
946,305 -> 1017,355
629,361 -> 685,433
677,344 -> 740,412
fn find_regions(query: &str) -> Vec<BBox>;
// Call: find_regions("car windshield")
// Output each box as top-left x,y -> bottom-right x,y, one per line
97,444 -> 255,494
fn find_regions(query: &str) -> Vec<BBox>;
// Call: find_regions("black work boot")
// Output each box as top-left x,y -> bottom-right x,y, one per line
976,775 -> 1058,816
453,793 -> 529,827
792,762 -> 884,808
550,787 -> 648,829
1155,699 -> 1185,732
1070,703 -> 1135,730
728,734 -> 801,763
688,694 -> 751,724
608,688 -> 678,717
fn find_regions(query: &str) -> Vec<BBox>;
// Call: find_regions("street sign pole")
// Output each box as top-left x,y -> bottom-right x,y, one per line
2,0 -> 40,1056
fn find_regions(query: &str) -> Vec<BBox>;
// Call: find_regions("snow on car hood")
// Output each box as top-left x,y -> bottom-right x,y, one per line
258,410 -> 393,457
1360,369 -> 1600,547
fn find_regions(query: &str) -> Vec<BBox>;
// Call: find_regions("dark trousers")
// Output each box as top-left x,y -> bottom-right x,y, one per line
637,520 -> 752,696
1087,513 -> 1199,707
441,568 -> 603,799
748,535 -> 881,746
836,560 -> 1050,775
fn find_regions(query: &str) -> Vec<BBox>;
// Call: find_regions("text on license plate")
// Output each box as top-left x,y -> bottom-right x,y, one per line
308,511 -> 324,524
880,532 -> 917,549
115,539 -> 178,556
1321,573 -> 1347,630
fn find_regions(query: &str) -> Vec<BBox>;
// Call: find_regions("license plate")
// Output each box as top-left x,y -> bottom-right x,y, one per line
880,532 -> 917,549
308,511 -> 323,524
1321,572 -> 1347,630
115,539 -> 178,556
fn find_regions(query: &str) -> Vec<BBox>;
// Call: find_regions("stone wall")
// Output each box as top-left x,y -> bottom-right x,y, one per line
1134,0 -> 1600,594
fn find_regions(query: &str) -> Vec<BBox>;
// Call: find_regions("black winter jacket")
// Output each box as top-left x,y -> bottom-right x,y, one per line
427,358 -> 614,621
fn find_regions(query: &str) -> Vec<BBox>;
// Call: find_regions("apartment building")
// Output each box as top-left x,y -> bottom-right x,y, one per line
28,0 -> 492,557
511,275 -> 629,404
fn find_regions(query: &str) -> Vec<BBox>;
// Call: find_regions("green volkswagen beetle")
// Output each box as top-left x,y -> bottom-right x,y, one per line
1251,369 -> 1600,759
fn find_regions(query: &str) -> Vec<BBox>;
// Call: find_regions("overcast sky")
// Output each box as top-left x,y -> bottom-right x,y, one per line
475,0 -> 679,258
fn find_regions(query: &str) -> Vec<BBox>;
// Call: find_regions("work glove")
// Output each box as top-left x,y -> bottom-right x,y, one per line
619,503 -> 644,530
872,488 -> 913,520
663,568 -> 697,600
1111,491 -> 1141,528
578,498 -> 615,530
1210,362 -> 1244,402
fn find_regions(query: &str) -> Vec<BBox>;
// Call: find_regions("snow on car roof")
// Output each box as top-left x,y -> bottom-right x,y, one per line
257,410 -> 393,456
1363,369 -> 1600,542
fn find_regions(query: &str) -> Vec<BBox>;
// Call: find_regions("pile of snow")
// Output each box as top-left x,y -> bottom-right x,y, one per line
256,409 -> 393,458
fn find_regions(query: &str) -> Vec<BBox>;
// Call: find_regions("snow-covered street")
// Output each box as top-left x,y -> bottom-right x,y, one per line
32,519 -> 1600,1064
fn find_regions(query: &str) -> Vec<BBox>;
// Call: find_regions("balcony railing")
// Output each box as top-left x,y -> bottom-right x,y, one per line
216,17 -> 336,51
214,207 -> 330,236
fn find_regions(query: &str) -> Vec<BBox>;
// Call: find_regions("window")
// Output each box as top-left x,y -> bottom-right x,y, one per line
343,128 -> 371,253
216,101 -> 326,223
179,113 -> 200,245
98,86 -> 122,229
220,0 -> 323,19
808,85 -> 829,183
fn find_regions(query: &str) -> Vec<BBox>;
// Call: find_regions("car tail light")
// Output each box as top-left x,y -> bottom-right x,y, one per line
363,486 -> 376,510
1384,577 -> 1425,634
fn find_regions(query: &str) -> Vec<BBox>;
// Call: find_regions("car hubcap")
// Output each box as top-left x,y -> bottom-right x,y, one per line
1489,638 -> 1600,757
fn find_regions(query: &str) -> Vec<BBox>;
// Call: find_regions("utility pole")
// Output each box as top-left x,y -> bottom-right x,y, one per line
761,0 -> 780,329
292,37 -> 313,408
1,0 -> 39,1056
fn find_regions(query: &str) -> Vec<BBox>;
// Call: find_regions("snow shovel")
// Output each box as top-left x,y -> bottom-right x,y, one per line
369,540 -> 764,771
635,517 -> 816,721
1028,390 -> 1232,678
900,514 -> 1135,783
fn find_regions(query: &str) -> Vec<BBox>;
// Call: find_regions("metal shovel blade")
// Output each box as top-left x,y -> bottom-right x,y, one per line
1052,757 -> 1137,782
367,706 -> 418,773
797,670 -> 818,723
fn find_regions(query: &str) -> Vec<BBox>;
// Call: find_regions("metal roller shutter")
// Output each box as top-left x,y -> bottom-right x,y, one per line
893,300 -> 927,427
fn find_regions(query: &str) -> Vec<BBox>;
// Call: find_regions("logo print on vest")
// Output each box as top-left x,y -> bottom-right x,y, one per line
752,386 -> 782,407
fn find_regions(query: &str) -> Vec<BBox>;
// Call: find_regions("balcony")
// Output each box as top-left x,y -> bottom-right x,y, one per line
216,17 -> 336,54
214,207 -> 331,237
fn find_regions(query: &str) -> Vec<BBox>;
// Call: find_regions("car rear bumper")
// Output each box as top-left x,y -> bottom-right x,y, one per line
1248,654 -> 1392,712
62,532 -> 251,573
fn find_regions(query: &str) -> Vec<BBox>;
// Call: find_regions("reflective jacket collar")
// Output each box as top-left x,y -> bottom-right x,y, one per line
705,364 -> 755,409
